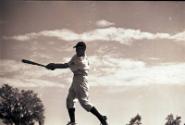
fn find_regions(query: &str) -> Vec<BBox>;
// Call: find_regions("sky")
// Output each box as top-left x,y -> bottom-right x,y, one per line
1,1 -> 185,125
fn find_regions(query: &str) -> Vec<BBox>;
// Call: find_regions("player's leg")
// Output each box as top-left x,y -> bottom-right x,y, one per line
77,87 -> 108,125
66,88 -> 76,124
90,107 -> 108,125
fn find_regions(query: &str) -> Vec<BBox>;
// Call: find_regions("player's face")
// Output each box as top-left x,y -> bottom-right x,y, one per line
76,46 -> 85,56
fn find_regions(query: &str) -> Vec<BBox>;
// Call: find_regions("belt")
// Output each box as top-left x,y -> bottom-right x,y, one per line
74,74 -> 88,76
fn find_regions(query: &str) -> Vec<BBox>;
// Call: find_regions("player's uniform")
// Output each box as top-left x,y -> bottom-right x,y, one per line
66,54 -> 93,111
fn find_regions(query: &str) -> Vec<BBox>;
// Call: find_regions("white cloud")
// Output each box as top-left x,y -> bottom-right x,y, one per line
171,31 -> 185,41
4,27 -> 185,44
0,59 -> 70,88
88,56 -> 185,86
0,77 -> 65,88
3,32 -> 38,41
40,29 -> 80,41
1,57 -> 185,87
148,57 -> 160,61
96,20 -> 115,27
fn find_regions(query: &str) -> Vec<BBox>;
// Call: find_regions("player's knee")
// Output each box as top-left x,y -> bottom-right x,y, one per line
66,98 -> 70,108
79,99 -> 92,112
66,97 -> 74,109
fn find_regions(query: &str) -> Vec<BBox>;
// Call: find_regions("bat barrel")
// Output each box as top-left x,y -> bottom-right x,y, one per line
22,59 -> 46,67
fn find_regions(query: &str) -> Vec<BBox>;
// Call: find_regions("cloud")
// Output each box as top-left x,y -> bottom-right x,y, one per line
171,31 -> 185,41
3,27 -> 185,44
88,56 -> 185,86
0,77 -> 65,88
3,32 -> 38,41
1,56 -> 185,87
96,20 -> 115,27
0,59 -> 70,88
148,57 -> 160,61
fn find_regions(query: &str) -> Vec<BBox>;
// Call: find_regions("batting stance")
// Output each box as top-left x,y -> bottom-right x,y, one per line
46,42 -> 108,125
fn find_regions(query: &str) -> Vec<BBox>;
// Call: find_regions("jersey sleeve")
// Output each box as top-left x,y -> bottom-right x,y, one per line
67,55 -> 75,67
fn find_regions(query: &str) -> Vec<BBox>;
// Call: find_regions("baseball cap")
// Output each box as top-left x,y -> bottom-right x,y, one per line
73,41 -> 86,49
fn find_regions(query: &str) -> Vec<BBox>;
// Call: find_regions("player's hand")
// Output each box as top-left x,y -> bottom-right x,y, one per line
46,63 -> 56,70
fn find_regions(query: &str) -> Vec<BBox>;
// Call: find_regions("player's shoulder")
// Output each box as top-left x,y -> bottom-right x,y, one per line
68,54 -> 77,63
71,54 -> 77,59
84,54 -> 89,60
84,54 -> 88,58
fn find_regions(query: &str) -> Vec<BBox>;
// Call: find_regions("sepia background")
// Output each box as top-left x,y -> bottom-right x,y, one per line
1,1 -> 185,125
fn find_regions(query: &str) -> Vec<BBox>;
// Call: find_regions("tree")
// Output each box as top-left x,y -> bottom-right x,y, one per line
0,84 -> 45,125
126,114 -> 142,125
165,114 -> 182,125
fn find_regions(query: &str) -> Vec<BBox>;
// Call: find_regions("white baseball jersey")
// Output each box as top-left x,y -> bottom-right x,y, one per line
68,54 -> 90,76
66,54 -> 93,111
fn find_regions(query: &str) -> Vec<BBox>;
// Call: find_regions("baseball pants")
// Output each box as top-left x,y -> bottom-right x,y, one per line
66,75 -> 93,111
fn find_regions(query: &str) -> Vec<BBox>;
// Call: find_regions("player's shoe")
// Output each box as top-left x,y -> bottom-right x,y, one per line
66,122 -> 77,125
100,116 -> 108,125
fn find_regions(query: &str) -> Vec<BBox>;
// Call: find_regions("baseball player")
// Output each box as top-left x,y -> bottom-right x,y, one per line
46,41 -> 108,125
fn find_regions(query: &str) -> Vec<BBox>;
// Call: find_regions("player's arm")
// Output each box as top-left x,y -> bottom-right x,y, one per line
46,63 -> 69,70
46,56 -> 74,70
53,63 -> 69,68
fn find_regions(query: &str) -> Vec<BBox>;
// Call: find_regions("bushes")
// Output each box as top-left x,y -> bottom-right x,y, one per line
126,113 -> 183,125
126,114 -> 142,125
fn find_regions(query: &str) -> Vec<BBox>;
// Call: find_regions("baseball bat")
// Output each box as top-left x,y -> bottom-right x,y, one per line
22,59 -> 46,67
